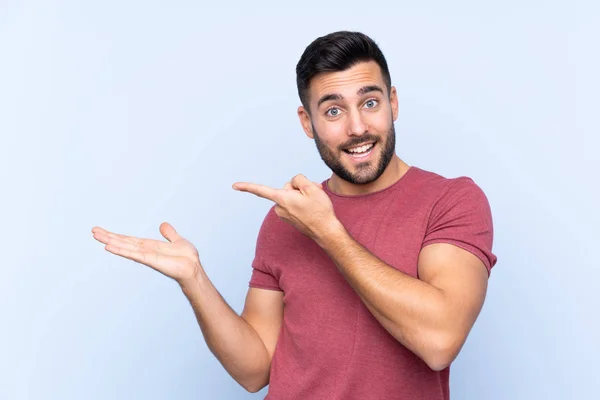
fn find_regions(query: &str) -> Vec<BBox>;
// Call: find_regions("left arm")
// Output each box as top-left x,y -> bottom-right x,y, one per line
315,221 -> 488,371
233,174 -> 492,371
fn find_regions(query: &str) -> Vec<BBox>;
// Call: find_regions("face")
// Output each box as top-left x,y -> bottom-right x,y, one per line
298,61 -> 399,185
312,119 -> 396,185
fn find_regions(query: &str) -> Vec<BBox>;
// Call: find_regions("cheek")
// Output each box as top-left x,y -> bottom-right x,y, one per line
315,122 -> 347,148
365,112 -> 391,132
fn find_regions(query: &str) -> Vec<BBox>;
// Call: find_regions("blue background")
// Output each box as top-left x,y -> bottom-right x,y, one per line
1,1 -> 597,399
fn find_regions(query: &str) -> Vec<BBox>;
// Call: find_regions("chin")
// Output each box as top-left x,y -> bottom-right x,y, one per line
343,164 -> 383,185
351,171 -> 381,185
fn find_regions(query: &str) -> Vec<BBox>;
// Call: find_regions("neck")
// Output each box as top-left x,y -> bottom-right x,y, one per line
327,155 -> 411,196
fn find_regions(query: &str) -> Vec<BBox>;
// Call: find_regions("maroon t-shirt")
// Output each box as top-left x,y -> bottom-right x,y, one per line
249,166 -> 497,399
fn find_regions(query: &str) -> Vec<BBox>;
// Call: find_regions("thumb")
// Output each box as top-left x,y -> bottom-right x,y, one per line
159,222 -> 182,242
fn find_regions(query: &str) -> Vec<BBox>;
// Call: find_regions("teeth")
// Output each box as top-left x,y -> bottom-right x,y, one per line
347,143 -> 374,154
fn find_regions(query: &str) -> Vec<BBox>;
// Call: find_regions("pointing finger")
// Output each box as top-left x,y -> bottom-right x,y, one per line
233,182 -> 283,203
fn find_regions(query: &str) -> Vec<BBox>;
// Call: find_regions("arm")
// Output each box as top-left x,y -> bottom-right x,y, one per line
231,174 -> 494,371
91,223 -> 283,392
315,225 -> 488,371
180,271 -> 283,392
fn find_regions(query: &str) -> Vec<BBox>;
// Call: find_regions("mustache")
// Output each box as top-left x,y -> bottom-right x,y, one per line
340,134 -> 379,150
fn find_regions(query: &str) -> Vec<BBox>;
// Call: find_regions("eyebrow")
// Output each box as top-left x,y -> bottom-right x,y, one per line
316,85 -> 384,108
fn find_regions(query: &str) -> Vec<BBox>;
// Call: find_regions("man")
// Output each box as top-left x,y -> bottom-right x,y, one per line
92,31 -> 497,399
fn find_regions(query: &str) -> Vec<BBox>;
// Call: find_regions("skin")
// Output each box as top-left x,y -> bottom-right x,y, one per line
92,60 -> 489,393
298,60 -> 407,195
234,61 -> 489,370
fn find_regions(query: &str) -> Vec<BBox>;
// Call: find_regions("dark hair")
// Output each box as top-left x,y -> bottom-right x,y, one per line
296,31 -> 392,112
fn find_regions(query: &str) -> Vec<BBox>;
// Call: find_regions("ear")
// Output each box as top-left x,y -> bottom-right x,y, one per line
297,106 -> 314,139
390,86 -> 399,122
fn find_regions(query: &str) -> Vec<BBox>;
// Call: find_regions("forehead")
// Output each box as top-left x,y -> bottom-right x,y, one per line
308,61 -> 386,104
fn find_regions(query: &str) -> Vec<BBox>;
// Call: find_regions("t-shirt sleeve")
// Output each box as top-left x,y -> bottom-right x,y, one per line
250,258 -> 282,291
422,177 -> 498,275
248,209 -> 283,291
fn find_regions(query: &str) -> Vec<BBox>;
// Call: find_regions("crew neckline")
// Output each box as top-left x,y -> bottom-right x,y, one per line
322,166 -> 416,199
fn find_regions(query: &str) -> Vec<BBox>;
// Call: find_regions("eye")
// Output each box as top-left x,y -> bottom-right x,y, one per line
364,99 -> 379,109
326,107 -> 341,117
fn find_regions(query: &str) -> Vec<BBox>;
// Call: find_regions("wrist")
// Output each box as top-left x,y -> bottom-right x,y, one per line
178,262 -> 207,294
313,218 -> 346,249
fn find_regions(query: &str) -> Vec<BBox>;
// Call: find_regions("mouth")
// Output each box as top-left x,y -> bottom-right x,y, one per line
343,142 -> 376,161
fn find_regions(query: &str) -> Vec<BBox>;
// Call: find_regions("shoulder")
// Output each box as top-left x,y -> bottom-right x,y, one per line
257,205 -> 305,245
399,167 -> 493,229
410,166 -> 488,203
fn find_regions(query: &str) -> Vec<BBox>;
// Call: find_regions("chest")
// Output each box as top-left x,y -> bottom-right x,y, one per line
273,201 -> 431,308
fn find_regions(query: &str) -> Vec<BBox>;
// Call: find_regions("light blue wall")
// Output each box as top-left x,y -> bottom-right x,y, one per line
1,1 -> 597,399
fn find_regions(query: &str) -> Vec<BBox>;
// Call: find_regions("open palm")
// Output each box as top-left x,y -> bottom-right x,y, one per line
92,222 -> 200,283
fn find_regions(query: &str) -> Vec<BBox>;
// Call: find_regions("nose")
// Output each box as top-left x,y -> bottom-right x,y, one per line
347,108 -> 368,136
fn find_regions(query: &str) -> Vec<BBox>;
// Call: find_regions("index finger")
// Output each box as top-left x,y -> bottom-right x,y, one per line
92,226 -> 143,245
233,182 -> 283,203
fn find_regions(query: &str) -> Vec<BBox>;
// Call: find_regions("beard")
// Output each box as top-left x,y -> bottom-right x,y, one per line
312,121 -> 396,185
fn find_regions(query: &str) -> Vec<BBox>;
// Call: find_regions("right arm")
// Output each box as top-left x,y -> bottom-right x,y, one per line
91,222 -> 283,393
180,269 -> 283,393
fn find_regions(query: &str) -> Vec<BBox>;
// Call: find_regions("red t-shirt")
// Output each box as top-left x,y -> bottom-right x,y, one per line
249,166 -> 497,399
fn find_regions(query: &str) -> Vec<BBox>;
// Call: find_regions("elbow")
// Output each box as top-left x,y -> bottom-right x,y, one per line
241,379 -> 267,393
425,354 -> 453,372
239,371 -> 270,393
243,383 -> 267,393
422,333 -> 464,372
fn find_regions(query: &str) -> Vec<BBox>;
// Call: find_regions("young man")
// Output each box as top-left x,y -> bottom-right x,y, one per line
92,31 -> 497,399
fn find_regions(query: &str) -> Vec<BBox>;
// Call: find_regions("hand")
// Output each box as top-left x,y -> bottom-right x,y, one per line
232,174 -> 341,241
92,222 -> 201,285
